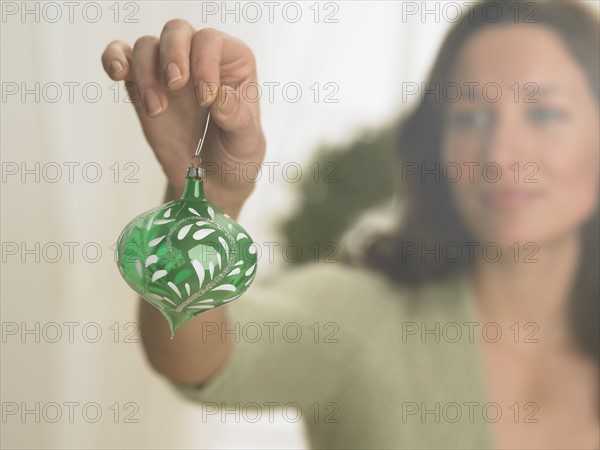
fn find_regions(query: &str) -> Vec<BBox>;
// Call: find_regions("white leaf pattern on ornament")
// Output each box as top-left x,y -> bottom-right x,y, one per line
193,229 -> 215,240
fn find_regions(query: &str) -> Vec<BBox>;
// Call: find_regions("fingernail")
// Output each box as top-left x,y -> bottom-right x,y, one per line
166,63 -> 182,87
142,89 -> 163,116
197,86 -> 217,107
110,60 -> 123,75
218,87 -> 236,115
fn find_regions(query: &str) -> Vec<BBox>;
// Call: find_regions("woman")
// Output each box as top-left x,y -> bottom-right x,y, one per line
101,1 -> 599,448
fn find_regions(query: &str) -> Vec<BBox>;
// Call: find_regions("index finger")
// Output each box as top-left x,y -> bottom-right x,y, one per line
190,28 -> 224,107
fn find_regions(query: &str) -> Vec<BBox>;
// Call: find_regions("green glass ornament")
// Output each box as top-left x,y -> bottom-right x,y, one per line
115,113 -> 258,338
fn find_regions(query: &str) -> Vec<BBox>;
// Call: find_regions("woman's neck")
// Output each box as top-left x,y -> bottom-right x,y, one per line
471,231 -> 581,350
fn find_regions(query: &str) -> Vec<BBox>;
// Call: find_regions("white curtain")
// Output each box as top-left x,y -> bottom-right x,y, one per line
1,1 -> 451,448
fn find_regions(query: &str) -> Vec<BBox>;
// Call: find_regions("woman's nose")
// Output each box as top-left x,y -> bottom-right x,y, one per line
483,107 -> 532,175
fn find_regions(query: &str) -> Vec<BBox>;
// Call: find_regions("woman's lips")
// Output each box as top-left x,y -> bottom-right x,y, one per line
483,188 -> 542,209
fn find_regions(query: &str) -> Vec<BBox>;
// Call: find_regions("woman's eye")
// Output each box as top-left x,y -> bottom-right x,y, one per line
528,106 -> 564,124
448,110 -> 492,130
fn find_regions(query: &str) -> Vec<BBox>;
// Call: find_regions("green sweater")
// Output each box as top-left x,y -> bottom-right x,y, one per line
169,263 -> 495,449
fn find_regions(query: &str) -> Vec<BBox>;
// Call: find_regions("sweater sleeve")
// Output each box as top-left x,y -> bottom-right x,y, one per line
166,262 -> 374,409
164,264 -> 496,449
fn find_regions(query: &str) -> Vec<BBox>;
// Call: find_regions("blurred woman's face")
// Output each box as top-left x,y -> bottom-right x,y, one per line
442,25 -> 599,249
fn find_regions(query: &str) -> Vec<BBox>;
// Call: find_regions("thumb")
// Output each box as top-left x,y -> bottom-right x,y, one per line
209,84 -> 265,160
210,84 -> 256,135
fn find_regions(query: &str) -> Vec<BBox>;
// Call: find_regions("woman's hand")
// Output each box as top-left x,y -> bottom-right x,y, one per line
101,21 -> 266,213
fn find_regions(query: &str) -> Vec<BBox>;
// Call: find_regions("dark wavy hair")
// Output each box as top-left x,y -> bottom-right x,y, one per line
363,0 -> 599,360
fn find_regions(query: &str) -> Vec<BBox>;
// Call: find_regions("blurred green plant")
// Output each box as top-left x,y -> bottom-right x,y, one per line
279,122 -> 400,264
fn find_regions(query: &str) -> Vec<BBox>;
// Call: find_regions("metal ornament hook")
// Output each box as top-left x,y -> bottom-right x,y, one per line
187,111 -> 211,178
